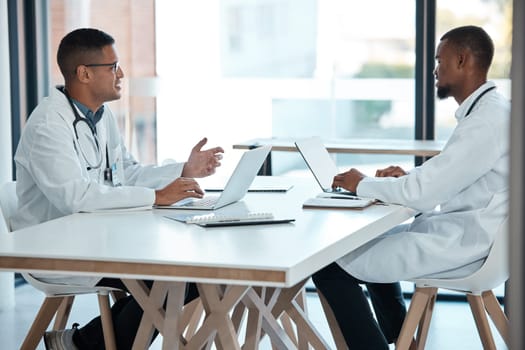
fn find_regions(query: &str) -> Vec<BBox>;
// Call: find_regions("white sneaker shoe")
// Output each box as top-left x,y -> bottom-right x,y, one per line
43,328 -> 79,350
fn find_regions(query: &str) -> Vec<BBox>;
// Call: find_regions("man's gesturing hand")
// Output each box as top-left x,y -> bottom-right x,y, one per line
182,137 -> 224,178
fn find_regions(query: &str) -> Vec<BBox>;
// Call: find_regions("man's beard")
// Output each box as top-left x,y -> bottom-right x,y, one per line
436,85 -> 451,99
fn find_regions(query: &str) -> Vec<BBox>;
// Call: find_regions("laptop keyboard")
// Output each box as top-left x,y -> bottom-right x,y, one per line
181,196 -> 219,208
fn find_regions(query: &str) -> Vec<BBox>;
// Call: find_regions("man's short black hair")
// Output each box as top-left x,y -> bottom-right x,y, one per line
440,25 -> 494,73
57,28 -> 115,81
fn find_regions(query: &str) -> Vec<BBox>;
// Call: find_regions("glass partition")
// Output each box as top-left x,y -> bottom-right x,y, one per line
48,0 -> 158,164
435,0 -> 512,141
156,0 -> 416,177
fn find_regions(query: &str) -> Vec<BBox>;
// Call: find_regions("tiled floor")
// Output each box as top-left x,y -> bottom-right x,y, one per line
0,283 -> 507,349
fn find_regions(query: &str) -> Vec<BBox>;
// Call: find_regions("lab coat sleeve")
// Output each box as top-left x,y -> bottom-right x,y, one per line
356,114 -> 507,212
25,115 -> 155,214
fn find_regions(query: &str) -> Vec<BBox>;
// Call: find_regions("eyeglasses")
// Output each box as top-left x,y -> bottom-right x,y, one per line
83,61 -> 120,73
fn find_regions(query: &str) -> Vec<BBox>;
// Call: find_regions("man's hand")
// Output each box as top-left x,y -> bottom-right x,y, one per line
332,168 -> 366,193
182,137 -> 225,178
375,166 -> 407,178
154,177 -> 204,205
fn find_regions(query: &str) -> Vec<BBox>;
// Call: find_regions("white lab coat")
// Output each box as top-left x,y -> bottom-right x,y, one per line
337,81 -> 510,283
12,87 -> 185,286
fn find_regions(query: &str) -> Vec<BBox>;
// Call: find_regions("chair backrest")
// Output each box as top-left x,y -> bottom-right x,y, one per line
0,181 -> 121,296
0,181 -> 17,234
478,217 -> 509,288
414,217 -> 509,293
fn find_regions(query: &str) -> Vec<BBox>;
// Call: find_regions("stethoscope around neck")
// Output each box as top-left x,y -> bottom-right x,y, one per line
63,89 -> 108,173
465,86 -> 496,117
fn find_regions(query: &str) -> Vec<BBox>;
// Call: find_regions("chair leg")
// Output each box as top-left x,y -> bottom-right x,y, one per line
466,294 -> 497,350
20,297 -> 64,350
415,290 -> 437,350
98,293 -> 117,350
395,287 -> 437,350
317,290 -> 348,350
482,290 -> 510,347
53,295 -> 75,330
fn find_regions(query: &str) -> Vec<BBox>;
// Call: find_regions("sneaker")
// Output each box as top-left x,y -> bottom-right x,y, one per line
43,328 -> 79,350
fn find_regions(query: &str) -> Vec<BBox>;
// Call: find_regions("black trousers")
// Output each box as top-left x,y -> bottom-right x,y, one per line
311,262 -> 407,350
72,278 -> 199,350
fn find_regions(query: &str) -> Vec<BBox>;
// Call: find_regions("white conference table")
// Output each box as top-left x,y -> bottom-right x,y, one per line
0,178 -> 416,349
234,137 -> 446,157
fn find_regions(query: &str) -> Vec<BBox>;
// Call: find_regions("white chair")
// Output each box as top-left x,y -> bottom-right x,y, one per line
0,181 -> 120,350
396,218 -> 510,350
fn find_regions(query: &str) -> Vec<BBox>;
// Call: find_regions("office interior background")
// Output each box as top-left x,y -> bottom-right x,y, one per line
1,0 -> 524,348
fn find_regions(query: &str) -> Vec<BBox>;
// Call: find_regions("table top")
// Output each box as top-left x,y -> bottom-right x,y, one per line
233,137 -> 445,157
0,178 -> 415,287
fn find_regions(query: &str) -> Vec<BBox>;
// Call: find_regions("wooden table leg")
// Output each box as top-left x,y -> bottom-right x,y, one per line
123,279 -> 186,350
184,284 -> 249,350
124,280 -> 329,350
269,281 -> 331,350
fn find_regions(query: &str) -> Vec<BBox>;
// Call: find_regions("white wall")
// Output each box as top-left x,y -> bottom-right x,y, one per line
0,0 -> 15,311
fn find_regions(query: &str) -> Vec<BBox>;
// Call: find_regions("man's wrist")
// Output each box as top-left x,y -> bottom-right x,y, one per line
354,175 -> 366,194
181,162 -> 189,177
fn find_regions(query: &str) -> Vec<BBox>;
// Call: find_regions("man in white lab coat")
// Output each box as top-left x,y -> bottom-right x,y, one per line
13,28 -> 224,349
312,25 -> 509,349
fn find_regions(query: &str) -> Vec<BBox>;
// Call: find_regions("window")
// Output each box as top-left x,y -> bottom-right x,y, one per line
48,0 -> 158,164
156,0 -> 416,177
435,0 -> 512,141
45,1 -> 513,175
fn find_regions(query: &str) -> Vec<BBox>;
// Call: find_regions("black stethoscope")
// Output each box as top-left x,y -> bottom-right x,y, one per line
62,88 -> 112,180
465,86 -> 496,117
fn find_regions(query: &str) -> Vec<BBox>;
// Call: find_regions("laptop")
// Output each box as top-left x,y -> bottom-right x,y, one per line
294,136 -> 356,196
156,145 -> 272,210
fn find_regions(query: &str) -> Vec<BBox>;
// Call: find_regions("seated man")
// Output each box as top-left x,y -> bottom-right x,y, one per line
12,28 -> 224,349
312,25 -> 509,350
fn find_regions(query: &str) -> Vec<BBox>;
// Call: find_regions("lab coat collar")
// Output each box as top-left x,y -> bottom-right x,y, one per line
455,81 -> 496,122
51,86 -> 77,124
52,86 -> 99,123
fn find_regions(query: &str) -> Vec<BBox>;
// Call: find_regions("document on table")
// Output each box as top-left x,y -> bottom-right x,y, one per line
80,205 -> 153,213
303,193 -> 376,209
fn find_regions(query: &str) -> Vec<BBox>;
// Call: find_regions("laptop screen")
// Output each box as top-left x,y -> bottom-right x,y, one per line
295,137 -> 340,191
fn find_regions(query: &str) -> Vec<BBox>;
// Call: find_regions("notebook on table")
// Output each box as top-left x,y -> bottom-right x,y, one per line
164,212 -> 295,227
155,145 -> 272,210
294,136 -> 356,196
204,175 -> 294,193
302,193 -> 376,209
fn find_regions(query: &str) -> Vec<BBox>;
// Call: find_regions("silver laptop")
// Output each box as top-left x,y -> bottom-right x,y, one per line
295,137 -> 356,196
158,145 -> 272,210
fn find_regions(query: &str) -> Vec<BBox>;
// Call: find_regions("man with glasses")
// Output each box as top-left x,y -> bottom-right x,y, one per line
13,28 -> 224,349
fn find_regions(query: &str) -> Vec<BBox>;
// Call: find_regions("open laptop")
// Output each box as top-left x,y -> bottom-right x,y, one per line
156,145 -> 272,210
295,136 -> 356,196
